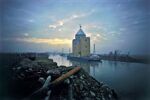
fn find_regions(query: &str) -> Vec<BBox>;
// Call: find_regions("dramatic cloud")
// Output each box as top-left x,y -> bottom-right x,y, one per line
1,0 -> 149,54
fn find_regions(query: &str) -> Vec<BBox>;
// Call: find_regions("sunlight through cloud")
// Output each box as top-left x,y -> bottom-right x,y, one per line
16,38 -> 72,45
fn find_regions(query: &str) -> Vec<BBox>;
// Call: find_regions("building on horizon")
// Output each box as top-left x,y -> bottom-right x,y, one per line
72,25 -> 90,57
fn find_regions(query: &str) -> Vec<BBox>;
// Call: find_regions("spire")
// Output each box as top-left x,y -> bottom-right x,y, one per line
80,24 -> 82,29
93,44 -> 96,54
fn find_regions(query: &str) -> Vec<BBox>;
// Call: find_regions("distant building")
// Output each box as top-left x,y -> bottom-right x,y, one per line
72,25 -> 90,57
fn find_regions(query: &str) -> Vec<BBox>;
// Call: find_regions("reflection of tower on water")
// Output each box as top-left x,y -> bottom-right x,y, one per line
90,62 -> 99,76
71,61 -> 90,74
93,43 -> 96,54
70,60 -> 100,75
93,65 -> 95,76
108,61 -> 118,70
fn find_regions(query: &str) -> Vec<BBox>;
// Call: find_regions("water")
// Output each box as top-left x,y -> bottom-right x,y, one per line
49,54 -> 150,100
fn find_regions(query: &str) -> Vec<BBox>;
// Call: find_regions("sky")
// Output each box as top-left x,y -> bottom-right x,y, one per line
0,0 -> 150,55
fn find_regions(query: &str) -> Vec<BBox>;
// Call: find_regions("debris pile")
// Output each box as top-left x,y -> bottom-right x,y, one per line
8,55 -> 118,100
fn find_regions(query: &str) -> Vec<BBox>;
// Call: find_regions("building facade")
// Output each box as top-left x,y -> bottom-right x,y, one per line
72,26 -> 90,57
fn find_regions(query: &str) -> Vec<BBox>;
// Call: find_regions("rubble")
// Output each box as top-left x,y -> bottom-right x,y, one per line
3,54 -> 118,100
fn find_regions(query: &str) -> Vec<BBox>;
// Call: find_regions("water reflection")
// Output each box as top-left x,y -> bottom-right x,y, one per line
49,54 -> 150,100
70,60 -> 100,74
71,60 -> 90,73
49,54 -> 100,74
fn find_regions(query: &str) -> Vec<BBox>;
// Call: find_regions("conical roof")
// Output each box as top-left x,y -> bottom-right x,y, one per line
75,25 -> 86,37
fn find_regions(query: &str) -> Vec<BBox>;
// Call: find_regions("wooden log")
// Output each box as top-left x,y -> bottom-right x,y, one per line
29,67 -> 81,99
50,66 -> 80,86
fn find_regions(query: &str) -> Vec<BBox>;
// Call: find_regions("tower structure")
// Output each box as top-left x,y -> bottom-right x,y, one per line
72,25 -> 90,57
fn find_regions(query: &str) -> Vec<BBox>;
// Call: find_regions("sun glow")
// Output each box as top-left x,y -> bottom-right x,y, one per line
16,38 -> 72,45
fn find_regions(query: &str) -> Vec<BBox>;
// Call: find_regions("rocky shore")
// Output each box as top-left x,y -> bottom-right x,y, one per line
0,53 -> 118,100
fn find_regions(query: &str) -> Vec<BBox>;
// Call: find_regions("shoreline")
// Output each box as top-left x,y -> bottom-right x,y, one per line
0,53 -> 118,100
99,54 -> 150,64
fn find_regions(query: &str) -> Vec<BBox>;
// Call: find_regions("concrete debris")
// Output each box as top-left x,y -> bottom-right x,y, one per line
8,54 -> 117,100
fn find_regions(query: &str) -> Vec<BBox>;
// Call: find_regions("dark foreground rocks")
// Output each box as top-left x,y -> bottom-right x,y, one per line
0,53 -> 118,100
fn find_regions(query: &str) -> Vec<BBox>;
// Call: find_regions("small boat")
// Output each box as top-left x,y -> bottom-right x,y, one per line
88,43 -> 101,61
88,54 -> 101,61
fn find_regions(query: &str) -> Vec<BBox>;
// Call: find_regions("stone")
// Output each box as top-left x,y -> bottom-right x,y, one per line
64,79 -> 70,84
17,67 -> 21,70
47,90 -> 51,95
43,75 -> 51,88
96,97 -> 101,100
70,75 -> 74,79
90,91 -> 96,97
38,77 -> 45,84
12,67 -> 16,70
79,84 -> 83,90
37,71 -> 41,74
82,80 -> 86,85
80,75 -> 84,79
109,94 -> 112,98
84,97 -> 91,100
8,54 -> 117,100
20,73 -> 25,77
25,69 -> 29,72
83,92 -> 88,96
46,70 -> 51,74
29,68 -> 33,71
102,96 -> 105,100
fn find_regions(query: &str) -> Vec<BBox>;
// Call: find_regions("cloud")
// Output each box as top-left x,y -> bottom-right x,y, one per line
85,24 -> 104,30
48,21 -> 64,29
61,9 -> 95,23
1,37 -> 72,45
58,29 -> 62,32
24,33 -> 29,37
132,20 -> 139,25
83,23 -> 108,36
58,21 -> 64,26
16,38 -> 72,45
119,28 -> 126,31
28,19 -> 35,23
48,9 -> 96,29
48,25 -> 57,29
87,33 -> 108,42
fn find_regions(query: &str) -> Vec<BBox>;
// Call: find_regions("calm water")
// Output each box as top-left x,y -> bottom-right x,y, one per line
49,54 -> 150,100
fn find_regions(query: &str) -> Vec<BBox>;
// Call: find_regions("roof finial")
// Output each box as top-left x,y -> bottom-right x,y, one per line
79,24 -> 82,29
